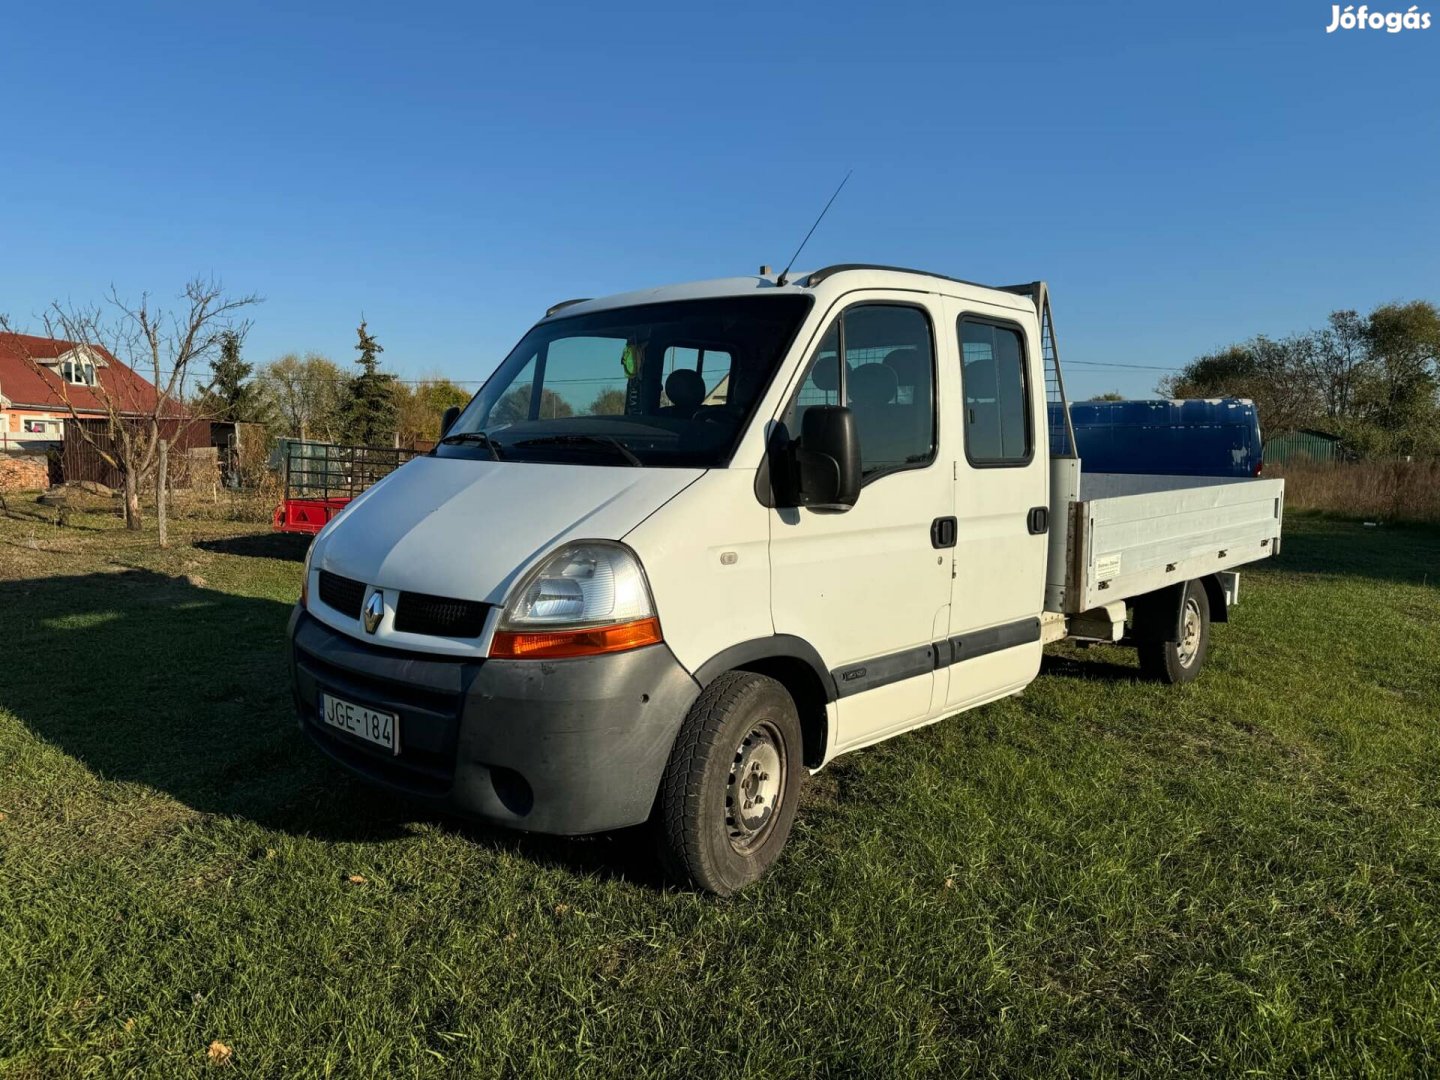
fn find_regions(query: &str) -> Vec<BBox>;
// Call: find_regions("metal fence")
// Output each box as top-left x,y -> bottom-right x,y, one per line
280,440 -> 422,501
1264,430 -> 1345,464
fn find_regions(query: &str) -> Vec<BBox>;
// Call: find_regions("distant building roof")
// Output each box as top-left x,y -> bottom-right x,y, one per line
0,332 -> 177,417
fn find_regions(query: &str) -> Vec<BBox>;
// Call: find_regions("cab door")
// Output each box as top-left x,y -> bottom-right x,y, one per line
940,297 -> 1048,708
768,295 -> 953,753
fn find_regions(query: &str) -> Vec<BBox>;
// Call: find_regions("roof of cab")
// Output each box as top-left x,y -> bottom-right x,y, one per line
542,265 -> 1039,321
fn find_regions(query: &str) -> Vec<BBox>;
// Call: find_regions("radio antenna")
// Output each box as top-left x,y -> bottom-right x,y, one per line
776,170 -> 852,286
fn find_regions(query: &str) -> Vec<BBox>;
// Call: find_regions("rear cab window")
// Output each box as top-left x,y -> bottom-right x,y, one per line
959,318 -> 1032,466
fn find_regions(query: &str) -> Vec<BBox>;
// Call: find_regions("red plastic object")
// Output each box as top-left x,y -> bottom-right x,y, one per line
273,496 -> 352,535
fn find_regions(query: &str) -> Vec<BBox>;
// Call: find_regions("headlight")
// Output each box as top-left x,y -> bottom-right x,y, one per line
491,541 -> 661,659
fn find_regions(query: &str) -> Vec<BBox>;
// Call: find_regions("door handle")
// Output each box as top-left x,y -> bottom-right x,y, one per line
1027,506 -> 1049,535
931,516 -> 957,548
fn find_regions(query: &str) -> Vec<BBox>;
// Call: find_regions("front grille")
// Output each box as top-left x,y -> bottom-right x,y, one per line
318,570 -> 366,617
395,591 -> 490,637
293,626 -> 473,796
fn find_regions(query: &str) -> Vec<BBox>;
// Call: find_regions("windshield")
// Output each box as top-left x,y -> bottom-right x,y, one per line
437,295 -> 813,468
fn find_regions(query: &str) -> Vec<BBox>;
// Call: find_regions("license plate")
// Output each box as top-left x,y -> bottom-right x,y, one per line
321,693 -> 399,754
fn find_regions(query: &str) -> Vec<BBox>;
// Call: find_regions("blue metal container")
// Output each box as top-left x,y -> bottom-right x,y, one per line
1053,398 -> 1263,477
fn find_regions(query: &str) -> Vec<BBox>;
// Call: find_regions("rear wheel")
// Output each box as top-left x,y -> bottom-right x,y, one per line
655,671 -> 804,896
1137,579 -> 1210,684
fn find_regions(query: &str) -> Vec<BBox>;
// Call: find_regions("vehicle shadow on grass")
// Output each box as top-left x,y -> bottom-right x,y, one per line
192,533 -> 311,562
1040,650 -> 1141,683
0,568 -> 663,887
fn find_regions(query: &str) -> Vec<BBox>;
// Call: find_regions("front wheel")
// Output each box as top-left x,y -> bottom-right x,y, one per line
655,671 -> 804,896
1137,579 -> 1210,684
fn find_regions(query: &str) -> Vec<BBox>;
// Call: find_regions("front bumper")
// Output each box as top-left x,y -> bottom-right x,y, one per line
288,607 -> 700,835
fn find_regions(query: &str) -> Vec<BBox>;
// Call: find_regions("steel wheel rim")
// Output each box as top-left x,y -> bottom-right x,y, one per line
1177,596 -> 1202,666
725,720 -> 786,853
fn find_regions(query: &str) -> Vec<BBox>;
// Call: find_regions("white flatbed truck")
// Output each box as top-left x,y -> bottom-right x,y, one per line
289,266 -> 1284,893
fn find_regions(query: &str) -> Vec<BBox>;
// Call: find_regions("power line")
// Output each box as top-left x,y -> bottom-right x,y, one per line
1065,360 -> 1178,372
391,378 -> 488,385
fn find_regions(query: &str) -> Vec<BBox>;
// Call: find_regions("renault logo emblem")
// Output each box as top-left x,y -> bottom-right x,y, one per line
362,591 -> 384,634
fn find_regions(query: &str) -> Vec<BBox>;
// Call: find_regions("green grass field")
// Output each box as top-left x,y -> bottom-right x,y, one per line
2,502 -> 1438,1077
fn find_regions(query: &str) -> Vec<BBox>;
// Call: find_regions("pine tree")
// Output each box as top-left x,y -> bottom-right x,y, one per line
345,319 -> 398,444
199,329 -> 269,423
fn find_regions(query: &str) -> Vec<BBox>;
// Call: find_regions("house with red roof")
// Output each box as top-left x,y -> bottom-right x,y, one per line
0,332 -> 169,452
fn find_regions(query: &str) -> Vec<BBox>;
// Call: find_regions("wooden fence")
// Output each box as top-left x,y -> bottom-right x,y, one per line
60,418 -> 212,489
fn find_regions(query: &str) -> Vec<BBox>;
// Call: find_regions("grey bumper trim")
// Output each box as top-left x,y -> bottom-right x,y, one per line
290,608 -> 701,835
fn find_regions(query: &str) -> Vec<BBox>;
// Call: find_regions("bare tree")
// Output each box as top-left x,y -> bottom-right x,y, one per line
1,278 -> 260,529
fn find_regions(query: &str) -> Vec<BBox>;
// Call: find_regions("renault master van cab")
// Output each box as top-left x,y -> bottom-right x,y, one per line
290,266 -> 1284,894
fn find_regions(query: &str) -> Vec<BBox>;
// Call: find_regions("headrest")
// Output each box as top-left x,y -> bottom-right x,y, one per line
883,348 -> 926,388
665,368 -> 706,410
850,363 -> 898,407
964,354 -> 998,396
810,355 -> 849,393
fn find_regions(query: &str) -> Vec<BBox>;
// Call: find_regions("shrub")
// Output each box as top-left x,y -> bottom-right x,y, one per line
1270,458 -> 1440,523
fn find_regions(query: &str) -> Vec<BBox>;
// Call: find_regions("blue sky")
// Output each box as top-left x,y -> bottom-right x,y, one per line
3,0 -> 1436,400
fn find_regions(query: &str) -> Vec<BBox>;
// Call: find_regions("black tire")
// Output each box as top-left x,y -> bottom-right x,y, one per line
1137,579 -> 1210,684
655,671 -> 804,896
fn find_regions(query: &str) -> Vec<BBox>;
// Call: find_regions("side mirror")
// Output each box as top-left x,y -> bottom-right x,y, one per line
440,406 -> 462,437
795,405 -> 860,511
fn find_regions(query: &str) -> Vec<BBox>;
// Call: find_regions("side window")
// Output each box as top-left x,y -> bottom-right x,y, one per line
483,354 -> 543,425
960,319 -> 1031,465
783,323 -> 842,421
783,304 -> 935,479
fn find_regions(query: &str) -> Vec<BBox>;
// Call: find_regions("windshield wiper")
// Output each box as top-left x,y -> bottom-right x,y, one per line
438,431 -> 505,460
515,434 -> 642,467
